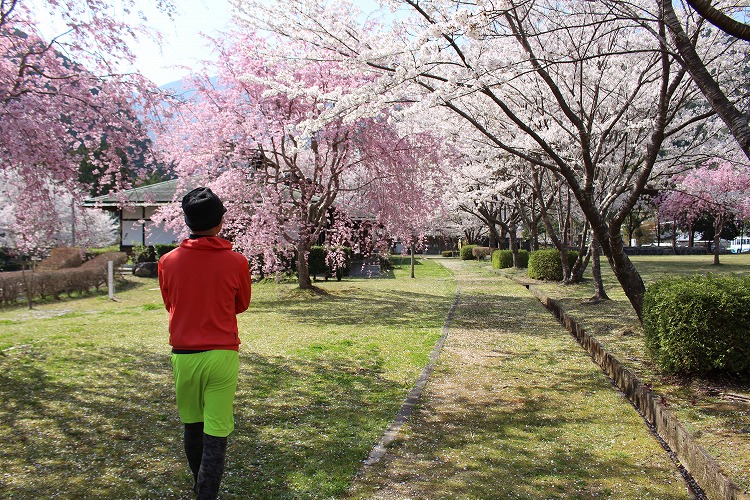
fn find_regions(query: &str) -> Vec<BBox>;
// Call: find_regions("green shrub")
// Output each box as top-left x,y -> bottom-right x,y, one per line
493,249 -> 531,269
516,250 -> 530,268
528,249 -> 578,281
132,244 -> 155,264
460,245 -> 477,260
154,244 -> 178,259
441,250 -> 455,257
643,275 -> 750,376
492,250 -> 513,269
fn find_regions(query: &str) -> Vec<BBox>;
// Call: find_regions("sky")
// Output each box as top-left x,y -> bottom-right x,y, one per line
31,0 -> 386,87
128,0 -> 235,86
131,0 -> 387,86
30,0 -> 236,86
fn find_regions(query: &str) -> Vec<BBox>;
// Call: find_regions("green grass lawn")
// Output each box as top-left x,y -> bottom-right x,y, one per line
350,257 -> 692,499
0,259 -> 455,499
495,252 -> 750,493
1,253 -> 747,498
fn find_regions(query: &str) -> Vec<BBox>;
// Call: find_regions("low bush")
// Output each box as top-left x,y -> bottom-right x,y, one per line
472,246 -> 493,260
643,275 -> 750,376
132,244 -> 156,264
0,252 -> 128,307
154,244 -> 178,259
492,250 -> 513,269
516,249 -> 530,268
37,247 -> 83,270
492,249 -> 531,269
441,250 -> 455,257
528,249 -> 578,281
460,245 -> 477,260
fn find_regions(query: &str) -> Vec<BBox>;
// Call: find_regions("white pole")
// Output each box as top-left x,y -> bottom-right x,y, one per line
108,260 -> 114,300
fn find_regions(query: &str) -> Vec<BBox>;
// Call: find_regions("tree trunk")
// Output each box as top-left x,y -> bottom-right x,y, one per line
570,222 -> 591,284
713,216 -> 723,265
498,225 -> 508,249
297,241 -> 313,289
487,223 -> 502,249
508,225 -> 519,268
590,236 -> 610,303
410,245 -> 416,278
559,248 -> 571,285
595,222 -> 646,321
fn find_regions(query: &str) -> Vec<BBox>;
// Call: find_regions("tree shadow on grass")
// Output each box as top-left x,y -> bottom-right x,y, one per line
347,282 -> 692,499
350,365 -> 691,499
226,350 -> 408,499
250,288 -> 455,334
0,343 -> 409,499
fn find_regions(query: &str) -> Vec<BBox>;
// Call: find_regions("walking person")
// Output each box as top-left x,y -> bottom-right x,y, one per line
158,187 -> 252,499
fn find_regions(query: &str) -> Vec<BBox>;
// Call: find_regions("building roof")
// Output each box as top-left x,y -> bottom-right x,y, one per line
83,178 -> 194,208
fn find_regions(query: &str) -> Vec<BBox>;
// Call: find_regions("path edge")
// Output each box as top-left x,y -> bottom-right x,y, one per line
520,279 -> 748,500
360,281 -> 461,467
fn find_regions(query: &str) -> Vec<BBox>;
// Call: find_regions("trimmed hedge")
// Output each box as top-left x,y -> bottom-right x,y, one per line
0,252 -> 128,307
492,249 -> 530,269
527,249 -> 579,281
132,244 -> 156,264
37,247 -> 83,270
643,275 -> 750,376
441,250 -> 455,257
460,244 -> 477,260
155,244 -> 179,259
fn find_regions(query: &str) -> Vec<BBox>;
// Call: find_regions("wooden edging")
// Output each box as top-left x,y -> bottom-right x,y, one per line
521,281 -> 748,500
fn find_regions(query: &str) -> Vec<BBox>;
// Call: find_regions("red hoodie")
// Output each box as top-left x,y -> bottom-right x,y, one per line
158,237 -> 251,351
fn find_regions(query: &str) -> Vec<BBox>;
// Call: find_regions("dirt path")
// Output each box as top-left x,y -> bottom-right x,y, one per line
348,258 -> 693,499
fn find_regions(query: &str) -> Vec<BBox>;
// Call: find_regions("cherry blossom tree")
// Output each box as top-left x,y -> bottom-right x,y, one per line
0,0 -> 174,253
659,1 -> 750,159
0,173 -> 117,254
236,0 -> 746,320
605,0 -> 750,159
604,1 -> 749,159
446,152 -> 527,264
154,32 -> 446,288
657,159 -> 750,264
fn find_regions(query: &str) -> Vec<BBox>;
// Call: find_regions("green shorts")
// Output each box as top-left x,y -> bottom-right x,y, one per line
171,350 -> 239,437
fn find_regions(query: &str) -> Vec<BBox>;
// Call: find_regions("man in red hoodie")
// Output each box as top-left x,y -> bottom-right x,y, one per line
158,187 -> 251,499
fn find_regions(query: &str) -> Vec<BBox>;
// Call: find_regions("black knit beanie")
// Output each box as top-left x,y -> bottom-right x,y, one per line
181,187 -> 227,231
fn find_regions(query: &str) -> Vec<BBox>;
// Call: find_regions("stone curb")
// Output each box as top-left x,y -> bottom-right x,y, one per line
362,281 -> 462,466
521,280 -> 748,500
